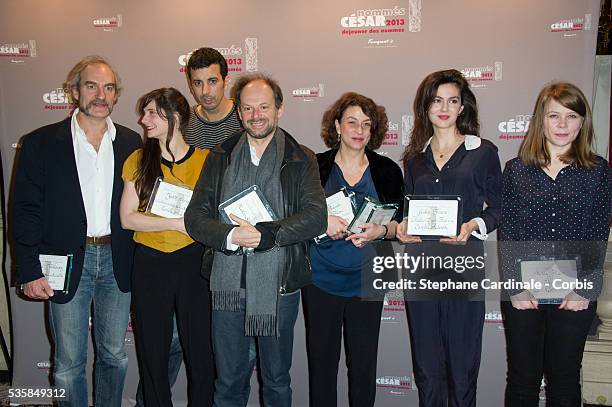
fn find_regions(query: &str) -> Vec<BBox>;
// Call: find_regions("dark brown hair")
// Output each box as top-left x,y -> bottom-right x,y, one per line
134,88 -> 190,210
401,69 -> 479,166
320,92 -> 388,150
519,82 -> 598,169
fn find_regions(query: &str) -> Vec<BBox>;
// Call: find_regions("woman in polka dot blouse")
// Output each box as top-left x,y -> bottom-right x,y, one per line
500,82 -> 612,406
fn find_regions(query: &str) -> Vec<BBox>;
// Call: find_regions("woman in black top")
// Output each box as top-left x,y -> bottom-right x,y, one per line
397,69 -> 502,407
303,92 -> 404,406
500,82 -> 612,406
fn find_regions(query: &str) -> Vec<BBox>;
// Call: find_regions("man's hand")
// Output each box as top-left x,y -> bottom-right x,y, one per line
23,276 -> 54,300
230,214 -> 261,248
510,290 -> 538,310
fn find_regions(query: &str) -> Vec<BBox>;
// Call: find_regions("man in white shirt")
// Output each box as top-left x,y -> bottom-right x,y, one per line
13,55 -> 141,407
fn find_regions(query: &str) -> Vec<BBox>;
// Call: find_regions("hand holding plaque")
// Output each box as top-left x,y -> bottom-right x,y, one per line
39,253 -> 73,293
404,195 -> 462,240
314,188 -> 356,244
346,197 -> 398,234
218,185 -> 278,255
218,185 -> 277,226
146,177 -> 193,219
519,256 -> 579,304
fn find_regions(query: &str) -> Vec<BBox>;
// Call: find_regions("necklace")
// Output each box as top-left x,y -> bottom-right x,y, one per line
432,137 -> 464,159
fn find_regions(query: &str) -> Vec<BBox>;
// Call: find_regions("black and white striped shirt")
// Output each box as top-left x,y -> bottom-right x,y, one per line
184,103 -> 243,150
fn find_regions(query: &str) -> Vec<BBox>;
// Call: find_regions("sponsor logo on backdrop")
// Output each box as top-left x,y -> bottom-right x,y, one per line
407,0 -> 422,32
36,361 -> 51,371
292,83 -> 324,102
383,290 -> 405,312
0,40 -> 37,59
43,88 -> 72,110
550,14 -> 591,33
381,314 -> 398,323
244,38 -> 258,72
401,114 -> 413,146
178,38 -> 258,73
340,3 -> 420,37
93,14 -> 123,30
376,375 -> 414,393
484,310 -> 503,324
383,120 -> 401,146
539,378 -> 547,402
461,62 -> 502,89
366,38 -> 396,48
498,114 -> 531,140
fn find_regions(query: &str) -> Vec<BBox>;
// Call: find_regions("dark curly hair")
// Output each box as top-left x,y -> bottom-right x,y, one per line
321,92 -> 388,150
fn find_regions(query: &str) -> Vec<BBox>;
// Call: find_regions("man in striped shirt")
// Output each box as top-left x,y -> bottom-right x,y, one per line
184,47 -> 243,150
135,47 -> 243,407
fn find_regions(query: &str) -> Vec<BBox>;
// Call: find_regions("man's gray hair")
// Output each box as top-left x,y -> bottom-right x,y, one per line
63,55 -> 122,106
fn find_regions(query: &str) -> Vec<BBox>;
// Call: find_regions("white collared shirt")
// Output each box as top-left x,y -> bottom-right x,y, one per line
422,135 -> 488,240
71,109 -> 116,237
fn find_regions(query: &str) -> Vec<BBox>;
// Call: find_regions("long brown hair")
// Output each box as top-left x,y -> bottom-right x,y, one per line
519,82 -> 598,169
401,69 -> 479,167
134,88 -> 190,210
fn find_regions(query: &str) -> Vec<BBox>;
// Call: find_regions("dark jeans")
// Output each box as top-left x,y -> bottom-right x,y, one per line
302,284 -> 383,407
501,301 -> 596,407
212,291 -> 300,407
132,243 -> 214,407
406,300 -> 485,407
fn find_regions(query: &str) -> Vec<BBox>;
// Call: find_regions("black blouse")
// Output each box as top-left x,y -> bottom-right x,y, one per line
499,157 -> 612,298
403,136 -> 503,234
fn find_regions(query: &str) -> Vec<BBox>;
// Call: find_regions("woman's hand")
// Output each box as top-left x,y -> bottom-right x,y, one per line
559,291 -> 590,311
120,180 -> 190,235
440,220 -> 479,245
346,223 -> 385,248
510,290 -> 539,310
327,215 -> 349,240
171,217 -> 188,235
396,219 -> 422,243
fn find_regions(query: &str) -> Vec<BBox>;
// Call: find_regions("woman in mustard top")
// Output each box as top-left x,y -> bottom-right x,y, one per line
120,88 -> 213,406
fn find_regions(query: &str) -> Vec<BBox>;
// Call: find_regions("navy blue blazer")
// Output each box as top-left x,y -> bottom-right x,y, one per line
12,116 -> 141,303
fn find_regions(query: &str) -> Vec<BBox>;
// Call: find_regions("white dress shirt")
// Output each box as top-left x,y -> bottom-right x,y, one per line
71,109 -> 116,237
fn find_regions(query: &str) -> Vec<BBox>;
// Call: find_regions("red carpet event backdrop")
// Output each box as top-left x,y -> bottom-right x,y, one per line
0,0 -> 601,405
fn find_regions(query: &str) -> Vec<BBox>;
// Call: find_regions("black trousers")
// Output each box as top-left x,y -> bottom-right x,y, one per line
302,284 -> 383,407
501,301 -> 596,407
132,243 -> 214,407
406,300 -> 485,407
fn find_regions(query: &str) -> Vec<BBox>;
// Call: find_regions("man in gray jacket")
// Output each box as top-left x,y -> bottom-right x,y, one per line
185,73 -> 326,407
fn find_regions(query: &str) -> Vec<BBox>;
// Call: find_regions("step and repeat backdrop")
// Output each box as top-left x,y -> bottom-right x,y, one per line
0,0 -> 601,405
